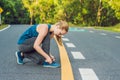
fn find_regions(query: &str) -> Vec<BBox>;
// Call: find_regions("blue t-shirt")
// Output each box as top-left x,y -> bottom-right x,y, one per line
17,24 -> 51,44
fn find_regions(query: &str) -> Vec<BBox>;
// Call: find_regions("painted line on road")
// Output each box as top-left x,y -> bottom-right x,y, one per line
69,27 -> 85,32
115,36 -> 120,39
62,38 -> 69,41
79,68 -> 99,80
79,29 -> 85,31
89,31 -> 94,33
55,37 -> 74,80
0,25 -> 11,32
100,33 -> 107,36
65,43 -> 76,48
71,51 -> 85,59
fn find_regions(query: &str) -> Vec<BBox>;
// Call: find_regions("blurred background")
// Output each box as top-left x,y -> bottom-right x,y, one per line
0,0 -> 120,32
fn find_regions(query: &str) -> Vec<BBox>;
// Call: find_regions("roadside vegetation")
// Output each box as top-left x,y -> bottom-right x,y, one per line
0,0 -> 120,33
70,23 -> 120,33
0,24 -> 8,30
95,23 -> 120,33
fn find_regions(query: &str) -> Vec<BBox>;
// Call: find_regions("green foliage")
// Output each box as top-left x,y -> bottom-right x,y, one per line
0,0 -> 120,26
0,0 -> 30,24
22,0 -> 55,24
99,0 -> 120,26
108,0 -> 120,20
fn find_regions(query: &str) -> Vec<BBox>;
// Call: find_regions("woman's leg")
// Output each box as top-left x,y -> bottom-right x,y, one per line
24,51 -> 44,64
16,37 -> 37,64
18,37 -> 36,53
18,32 -> 51,64
18,37 -> 43,64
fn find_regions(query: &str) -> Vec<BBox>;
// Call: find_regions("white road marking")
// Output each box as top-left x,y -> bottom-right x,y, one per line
80,29 -> 85,31
79,68 -> 99,80
89,31 -> 94,33
115,36 -> 120,39
62,38 -> 69,41
100,33 -> 107,35
75,28 -> 78,30
71,51 -> 85,59
65,43 -> 76,48
0,25 -> 11,32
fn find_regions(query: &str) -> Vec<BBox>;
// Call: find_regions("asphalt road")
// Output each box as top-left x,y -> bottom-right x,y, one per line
63,27 -> 120,80
0,25 -> 120,80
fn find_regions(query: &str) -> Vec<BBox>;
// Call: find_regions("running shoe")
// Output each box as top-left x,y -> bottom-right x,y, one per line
42,61 -> 60,68
15,51 -> 24,64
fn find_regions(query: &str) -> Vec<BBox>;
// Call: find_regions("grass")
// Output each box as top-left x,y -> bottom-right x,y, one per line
70,23 -> 120,33
94,23 -> 120,33
0,24 -> 8,30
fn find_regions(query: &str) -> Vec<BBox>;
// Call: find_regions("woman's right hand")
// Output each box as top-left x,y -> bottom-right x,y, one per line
45,56 -> 52,64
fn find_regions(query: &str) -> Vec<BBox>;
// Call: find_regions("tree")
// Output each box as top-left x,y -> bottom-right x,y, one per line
0,0 -> 120,26
22,0 -> 35,24
100,0 -> 120,26
108,0 -> 120,20
0,0 -> 29,24
97,0 -> 103,26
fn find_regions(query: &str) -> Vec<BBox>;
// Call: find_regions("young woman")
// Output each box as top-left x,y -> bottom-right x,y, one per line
15,21 -> 69,68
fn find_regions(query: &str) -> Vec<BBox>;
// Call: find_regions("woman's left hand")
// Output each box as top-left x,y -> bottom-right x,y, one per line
50,54 -> 55,61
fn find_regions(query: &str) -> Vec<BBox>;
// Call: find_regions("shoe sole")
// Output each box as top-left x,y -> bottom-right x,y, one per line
43,66 -> 59,68
43,65 -> 60,68
15,52 -> 23,65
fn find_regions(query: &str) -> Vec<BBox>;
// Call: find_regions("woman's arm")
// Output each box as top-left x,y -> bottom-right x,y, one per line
33,24 -> 52,64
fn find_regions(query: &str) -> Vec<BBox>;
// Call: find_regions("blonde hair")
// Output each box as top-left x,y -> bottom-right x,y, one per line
55,20 -> 69,46
55,20 -> 69,32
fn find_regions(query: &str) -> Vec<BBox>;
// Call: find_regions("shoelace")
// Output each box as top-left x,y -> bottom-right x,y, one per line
52,61 -> 56,64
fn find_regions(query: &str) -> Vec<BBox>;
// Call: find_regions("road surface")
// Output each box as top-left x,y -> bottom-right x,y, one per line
0,25 -> 120,80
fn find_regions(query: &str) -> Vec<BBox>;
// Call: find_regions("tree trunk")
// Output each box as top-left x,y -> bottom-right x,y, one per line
97,0 -> 102,26
30,10 -> 33,25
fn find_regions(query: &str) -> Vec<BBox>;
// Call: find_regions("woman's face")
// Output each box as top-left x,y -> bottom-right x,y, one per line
54,25 -> 67,37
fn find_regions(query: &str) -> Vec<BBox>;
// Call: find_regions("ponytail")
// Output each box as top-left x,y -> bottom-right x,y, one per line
55,35 -> 62,46
55,20 -> 69,45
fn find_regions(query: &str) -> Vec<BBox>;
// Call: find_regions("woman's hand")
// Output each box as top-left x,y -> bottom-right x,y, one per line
50,55 -> 55,61
50,53 -> 55,61
45,56 -> 52,64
